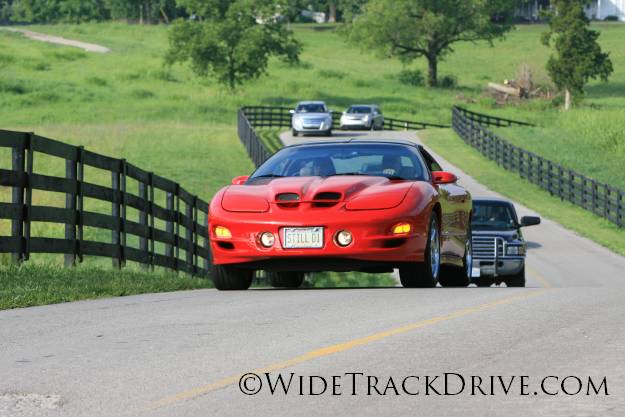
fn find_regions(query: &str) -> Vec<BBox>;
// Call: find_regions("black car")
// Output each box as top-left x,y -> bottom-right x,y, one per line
471,198 -> 540,287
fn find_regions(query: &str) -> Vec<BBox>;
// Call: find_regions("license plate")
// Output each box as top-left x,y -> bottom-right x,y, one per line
283,227 -> 324,249
471,267 -> 481,278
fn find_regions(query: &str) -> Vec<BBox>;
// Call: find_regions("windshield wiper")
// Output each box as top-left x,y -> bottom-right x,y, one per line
383,175 -> 407,180
251,174 -> 285,179
328,172 -> 367,176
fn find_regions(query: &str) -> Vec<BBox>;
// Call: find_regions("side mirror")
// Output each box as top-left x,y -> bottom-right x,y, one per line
289,109 -> 295,114
432,171 -> 458,185
232,175 -> 249,185
520,216 -> 541,227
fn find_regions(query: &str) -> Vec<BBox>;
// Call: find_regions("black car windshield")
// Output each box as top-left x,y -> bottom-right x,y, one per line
347,106 -> 373,114
472,201 -> 518,230
249,144 -> 428,181
296,104 -> 327,113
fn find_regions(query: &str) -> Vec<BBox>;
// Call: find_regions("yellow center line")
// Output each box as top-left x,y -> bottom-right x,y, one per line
527,265 -> 553,288
128,287 -> 553,417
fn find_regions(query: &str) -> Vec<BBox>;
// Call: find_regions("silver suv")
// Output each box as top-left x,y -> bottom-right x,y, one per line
340,104 -> 384,130
290,101 -> 333,137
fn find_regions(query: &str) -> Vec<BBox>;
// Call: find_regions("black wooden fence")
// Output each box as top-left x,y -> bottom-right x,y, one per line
452,106 -> 625,227
0,130 -> 211,274
240,105 -> 449,133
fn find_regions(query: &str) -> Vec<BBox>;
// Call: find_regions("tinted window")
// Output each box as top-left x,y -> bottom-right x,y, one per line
347,106 -> 373,114
472,201 -> 518,230
296,103 -> 327,113
250,144 -> 428,181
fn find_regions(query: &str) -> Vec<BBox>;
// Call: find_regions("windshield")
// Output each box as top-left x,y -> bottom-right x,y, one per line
250,144 -> 428,181
296,103 -> 327,113
472,201 -> 518,230
347,106 -> 373,114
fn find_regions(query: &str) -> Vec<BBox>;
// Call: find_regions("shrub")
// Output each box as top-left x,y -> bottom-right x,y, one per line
397,69 -> 424,87
439,75 -> 458,89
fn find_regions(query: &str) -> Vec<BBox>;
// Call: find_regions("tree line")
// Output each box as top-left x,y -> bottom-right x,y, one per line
1,0 -> 613,110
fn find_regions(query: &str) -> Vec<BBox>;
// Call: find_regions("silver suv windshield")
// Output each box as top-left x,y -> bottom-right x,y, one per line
296,104 -> 327,113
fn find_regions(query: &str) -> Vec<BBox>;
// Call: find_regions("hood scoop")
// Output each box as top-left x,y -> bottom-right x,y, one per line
276,192 -> 300,208
312,192 -> 342,207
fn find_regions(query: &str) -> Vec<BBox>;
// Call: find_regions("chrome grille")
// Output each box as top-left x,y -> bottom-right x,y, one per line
472,235 -> 504,260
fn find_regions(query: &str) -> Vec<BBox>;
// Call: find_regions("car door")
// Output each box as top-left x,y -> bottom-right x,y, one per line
419,147 -> 470,267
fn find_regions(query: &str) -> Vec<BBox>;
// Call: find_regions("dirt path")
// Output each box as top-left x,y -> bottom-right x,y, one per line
2,28 -> 110,53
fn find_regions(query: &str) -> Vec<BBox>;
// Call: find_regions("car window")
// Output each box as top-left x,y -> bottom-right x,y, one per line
250,144 -> 428,181
419,148 -> 443,172
346,106 -> 372,114
297,104 -> 327,113
472,202 -> 518,230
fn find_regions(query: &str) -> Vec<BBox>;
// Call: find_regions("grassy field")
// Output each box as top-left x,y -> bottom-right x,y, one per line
1,21 -> 624,306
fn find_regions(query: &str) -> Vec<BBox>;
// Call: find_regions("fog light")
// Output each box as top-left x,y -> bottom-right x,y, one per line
214,226 -> 232,239
392,223 -> 411,235
335,230 -> 353,247
259,232 -> 275,248
506,245 -> 524,256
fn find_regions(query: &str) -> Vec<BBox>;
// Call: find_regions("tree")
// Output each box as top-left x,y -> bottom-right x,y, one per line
345,0 -> 516,87
541,0 -> 613,110
165,0 -> 301,91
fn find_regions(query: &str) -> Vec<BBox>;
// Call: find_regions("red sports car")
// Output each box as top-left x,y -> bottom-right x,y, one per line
209,140 -> 472,290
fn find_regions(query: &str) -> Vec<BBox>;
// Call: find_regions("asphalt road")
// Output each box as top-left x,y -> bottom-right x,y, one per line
2,130 -> 625,417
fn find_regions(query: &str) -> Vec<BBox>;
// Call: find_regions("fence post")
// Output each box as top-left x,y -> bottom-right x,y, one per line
11,139 -> 26,263
138,179 -> 148,269
165,191 -> 174,264
185,199 -> 193,272
23,134 -> 33,261
65,154 -> 77,267
204,209 -> 211,274
111,166 -> 121,268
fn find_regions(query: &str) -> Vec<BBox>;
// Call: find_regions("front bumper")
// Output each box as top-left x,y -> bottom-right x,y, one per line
473,258 -> 524,277
210,206 -> 429,267
340,117 -> 371,129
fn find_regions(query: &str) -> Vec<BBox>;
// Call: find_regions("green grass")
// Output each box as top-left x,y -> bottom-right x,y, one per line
1,21 -> 624,306
422,129 -> 625,257
0,263 -> 213,310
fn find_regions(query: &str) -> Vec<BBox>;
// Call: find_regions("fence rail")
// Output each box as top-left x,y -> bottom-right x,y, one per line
452,107 -> 624,227
0,130 -> 211,274
240,106 -> 449,133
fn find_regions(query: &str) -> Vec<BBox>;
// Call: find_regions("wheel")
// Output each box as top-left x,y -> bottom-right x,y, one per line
270,272 -> 305,288
212,265 -> 253,290
439,225 -> 471,287
475,277 -> 493,287
370,121 -> 375,131
292,129 -> 298,137
505,267 -> 526,287
325,129 -> 333,136
399,214 -> 440,288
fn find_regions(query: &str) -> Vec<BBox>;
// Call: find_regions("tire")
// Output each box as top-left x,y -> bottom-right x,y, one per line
475,277 -> 493,287
439,227 -> 471,287
292,129 -> 298,137
399,214 -> 440,288
270,272 -> 305,288
505,267 -> 526,287
326,129 -> 333,137
212,265 -> 254,290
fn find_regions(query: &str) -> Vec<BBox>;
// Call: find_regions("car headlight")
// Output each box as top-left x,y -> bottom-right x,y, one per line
506,245 -> 525,256
363,115 -> 370,121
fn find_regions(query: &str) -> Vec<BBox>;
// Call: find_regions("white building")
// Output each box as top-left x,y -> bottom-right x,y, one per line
515,0 -> 625,22
586,0 -> 625,20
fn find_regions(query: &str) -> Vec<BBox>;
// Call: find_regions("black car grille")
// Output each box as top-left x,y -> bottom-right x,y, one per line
472,235 -> 504,260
